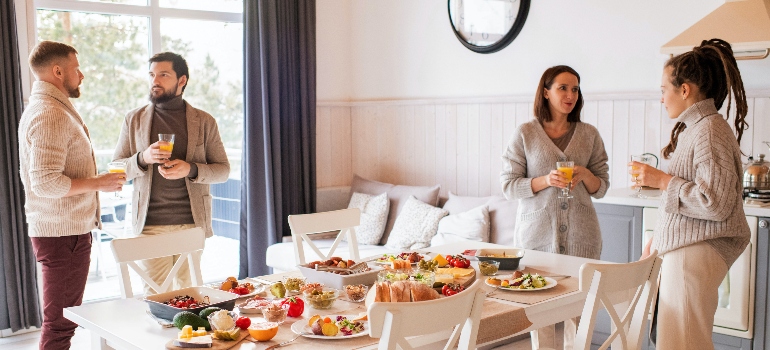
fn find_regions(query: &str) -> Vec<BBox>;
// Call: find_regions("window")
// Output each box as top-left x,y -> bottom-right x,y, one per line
31,0 -> 243,301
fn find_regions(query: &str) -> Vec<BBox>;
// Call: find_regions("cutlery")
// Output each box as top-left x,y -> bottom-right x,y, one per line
145,310 -> 174,328
262,332 -> 310,349
543,274 -> 570,279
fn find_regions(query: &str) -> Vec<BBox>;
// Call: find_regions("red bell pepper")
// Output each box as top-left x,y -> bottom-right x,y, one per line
280,297 -> 304,317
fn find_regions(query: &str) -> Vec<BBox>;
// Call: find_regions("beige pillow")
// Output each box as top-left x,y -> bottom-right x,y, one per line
350,175 -> 441,245
344,192 -> 389,245
385,196 -> 448,250
441,192 -> 518,245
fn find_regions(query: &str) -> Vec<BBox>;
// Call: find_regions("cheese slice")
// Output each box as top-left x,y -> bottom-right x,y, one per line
436,268 -> 475,278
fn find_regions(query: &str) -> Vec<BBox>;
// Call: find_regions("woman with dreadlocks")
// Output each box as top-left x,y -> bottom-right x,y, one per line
630,38 -> 750,349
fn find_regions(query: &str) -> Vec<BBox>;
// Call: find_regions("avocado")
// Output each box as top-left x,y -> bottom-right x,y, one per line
199,307 -> 222,319
172,311 -> 206,330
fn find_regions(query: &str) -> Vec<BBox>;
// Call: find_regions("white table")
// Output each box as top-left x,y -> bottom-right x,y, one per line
64,241 -> 601,349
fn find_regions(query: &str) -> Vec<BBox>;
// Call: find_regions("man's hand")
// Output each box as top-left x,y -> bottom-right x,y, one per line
142,141 -> 172,165
95,172 -> 125,192
158,160 -> 191,180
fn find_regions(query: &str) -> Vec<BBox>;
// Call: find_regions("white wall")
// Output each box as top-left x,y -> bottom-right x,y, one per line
317,0 -> 770,102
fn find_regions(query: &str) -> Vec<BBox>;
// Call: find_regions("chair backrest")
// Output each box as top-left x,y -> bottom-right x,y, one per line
368,280 -> 487,350
287,208 -> 361,265
110,227 -> 205,298
574,251 -> 663,350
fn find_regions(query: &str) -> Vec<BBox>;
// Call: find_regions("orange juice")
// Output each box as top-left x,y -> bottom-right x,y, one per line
557,166 -> 573,182
159,142 -> 174,153
108,168 -> 126,174
631,165 -> 639,181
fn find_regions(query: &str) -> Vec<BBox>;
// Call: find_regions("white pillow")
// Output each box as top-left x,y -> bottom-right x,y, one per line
344,192 -> 389,245
430,205 -> 490,246
385,196 -> 448,250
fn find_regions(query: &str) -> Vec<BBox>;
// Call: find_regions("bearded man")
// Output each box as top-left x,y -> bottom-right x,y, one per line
18,40 -> 125,350
112,52 -> 229,295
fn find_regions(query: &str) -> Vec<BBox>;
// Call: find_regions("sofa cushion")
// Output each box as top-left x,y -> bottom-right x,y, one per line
430,204 -> 490,246
385,196 -> 448,251
350,175 -> 441,245
265,239 -> 396,273
441,192 -> 518,246
343,192 -> 389,245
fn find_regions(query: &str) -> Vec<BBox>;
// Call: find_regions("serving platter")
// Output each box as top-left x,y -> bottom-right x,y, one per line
485,277 -> 558,292
203,278 -> 266,299
290,315 -> 369,339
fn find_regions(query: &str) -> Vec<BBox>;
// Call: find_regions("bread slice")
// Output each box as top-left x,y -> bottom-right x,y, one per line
375,282 -> 391,303
390,281 -> 412,302
409,281 -> 440,302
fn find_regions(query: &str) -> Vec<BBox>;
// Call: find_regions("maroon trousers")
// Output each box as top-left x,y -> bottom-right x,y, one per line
30,233 -> 92,350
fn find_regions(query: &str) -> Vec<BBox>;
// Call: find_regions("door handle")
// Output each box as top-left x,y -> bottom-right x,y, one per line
760,220 -> 768,229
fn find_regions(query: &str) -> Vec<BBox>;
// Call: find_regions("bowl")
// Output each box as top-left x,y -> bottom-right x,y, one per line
303,287 -> 339,309
248,322 -> 279,341
475,249 -> 525,270
343,284 -> 369,302
143,286 -> 238,321
207,310 -> 238,331
261,304 -> 289,323
478,260 -> 500,276
282,276 -> 306,293
377,269 -> 435,287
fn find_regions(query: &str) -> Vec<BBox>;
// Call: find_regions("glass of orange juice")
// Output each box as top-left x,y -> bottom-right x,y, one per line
629,154 -> 655,198
556,161 -> 574,199
107,161 -> 126,197
158,133 -> 175,168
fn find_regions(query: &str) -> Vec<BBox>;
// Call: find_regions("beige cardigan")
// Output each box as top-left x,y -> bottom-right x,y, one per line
113,101 -> 230,238
18,81 -> 100,237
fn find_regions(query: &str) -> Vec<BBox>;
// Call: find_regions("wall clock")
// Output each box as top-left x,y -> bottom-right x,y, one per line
448,0 -> 531,54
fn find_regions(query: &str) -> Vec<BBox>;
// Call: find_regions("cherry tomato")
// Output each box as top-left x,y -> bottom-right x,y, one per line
235,316 -> 251,330
441,283 -> 465,296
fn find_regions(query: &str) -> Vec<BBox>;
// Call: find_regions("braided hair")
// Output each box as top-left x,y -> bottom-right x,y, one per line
661,38 -> 748,159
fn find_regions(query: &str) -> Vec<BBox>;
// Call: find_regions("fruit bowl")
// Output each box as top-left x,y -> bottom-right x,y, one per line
249,322 -> 279,341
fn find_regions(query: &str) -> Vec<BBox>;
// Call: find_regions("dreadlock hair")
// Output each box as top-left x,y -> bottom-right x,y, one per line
661,38 -> 748,159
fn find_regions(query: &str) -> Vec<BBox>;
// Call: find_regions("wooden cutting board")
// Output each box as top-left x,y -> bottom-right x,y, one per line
165,331 -> 249,350
434,267 -> 476,290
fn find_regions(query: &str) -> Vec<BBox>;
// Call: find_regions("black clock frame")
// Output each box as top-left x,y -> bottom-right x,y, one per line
447,0 -> 531,54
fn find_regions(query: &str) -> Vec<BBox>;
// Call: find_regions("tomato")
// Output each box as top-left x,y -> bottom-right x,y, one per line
280,297 -> 305,317
451,256 -> 470,268
442,283 -> 465,296
235,316 -> 251,330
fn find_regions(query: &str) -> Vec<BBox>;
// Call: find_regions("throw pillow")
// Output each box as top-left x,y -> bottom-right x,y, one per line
350,175 -> 441,245
385,196 -> 448,250
430,204 -> 490,246
440,192 -> 519,246
344,192 -> 389,245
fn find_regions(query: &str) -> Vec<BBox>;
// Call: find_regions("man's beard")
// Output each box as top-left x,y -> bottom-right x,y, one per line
149,87 -> 177,104
63,77 -> 80,98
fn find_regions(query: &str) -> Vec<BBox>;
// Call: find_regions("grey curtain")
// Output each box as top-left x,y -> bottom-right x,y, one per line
0,0 -> 43,331
240,0 -> 316,278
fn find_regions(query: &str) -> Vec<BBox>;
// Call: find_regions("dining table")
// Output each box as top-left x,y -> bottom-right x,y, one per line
64,241 -> 603,350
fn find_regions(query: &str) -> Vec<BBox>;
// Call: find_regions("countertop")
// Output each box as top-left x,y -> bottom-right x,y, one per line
593,187 -> 770,218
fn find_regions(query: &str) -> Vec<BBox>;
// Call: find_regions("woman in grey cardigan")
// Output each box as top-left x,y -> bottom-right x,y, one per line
631,39 -> 750,350
501,65 -> 609,349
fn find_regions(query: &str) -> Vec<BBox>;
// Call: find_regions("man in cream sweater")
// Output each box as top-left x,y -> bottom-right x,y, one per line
18,41 -> 125,350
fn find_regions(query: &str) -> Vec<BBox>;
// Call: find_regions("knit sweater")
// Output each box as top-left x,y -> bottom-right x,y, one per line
18,81 -> 100,237
653,99 -> 750,267
501,120 -> 610,259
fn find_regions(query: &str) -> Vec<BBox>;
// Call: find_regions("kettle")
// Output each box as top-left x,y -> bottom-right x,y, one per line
743,153 -> 770,191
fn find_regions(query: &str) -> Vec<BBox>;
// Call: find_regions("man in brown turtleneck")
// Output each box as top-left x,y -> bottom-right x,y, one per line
113,52 -> 230,294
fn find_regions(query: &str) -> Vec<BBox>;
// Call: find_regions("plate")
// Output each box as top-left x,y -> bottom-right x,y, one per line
290,315 -> 369,339
485,277 -> 558,292
203,279 -> 266,299
374,259 -> 417,266
236,297 -> 281,314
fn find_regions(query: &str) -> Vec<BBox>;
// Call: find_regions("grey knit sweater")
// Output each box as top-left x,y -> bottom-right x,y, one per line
18,81 -> 100,237
501,120 -> 610,259
653,99 -> 750,267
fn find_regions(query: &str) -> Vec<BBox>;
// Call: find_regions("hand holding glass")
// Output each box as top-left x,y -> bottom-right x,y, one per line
556,161 -> 574,199
107,162 -> 126,197
158,133 -> 175,168
629,154 -> 655,198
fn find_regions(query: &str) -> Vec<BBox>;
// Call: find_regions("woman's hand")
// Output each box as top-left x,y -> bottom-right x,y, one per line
545,169 -> 570,189
628,161 -> 673,190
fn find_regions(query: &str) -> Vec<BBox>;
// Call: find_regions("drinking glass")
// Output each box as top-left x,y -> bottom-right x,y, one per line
158,133 -> 175,168
107,161 -> 126,198
556,161 -> 574,199
629,154 -> 655,198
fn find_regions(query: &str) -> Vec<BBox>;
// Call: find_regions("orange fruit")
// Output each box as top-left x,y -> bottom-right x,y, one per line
248,322 -> 279,341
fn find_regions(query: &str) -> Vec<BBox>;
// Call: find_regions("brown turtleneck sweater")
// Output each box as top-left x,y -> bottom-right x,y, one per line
138,95 -> 197,226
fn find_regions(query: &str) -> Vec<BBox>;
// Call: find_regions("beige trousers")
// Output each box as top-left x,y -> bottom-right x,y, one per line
656,241 -> 728,350
138,224 -> 199,296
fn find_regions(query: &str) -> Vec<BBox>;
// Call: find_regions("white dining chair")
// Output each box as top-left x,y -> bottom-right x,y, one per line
368,279 -> 487,350
287,208 -> 361,265
109,227 -> 205,298
572,250 -> 663,350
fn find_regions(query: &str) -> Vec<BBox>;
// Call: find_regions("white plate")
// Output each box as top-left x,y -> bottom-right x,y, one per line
290,315 -> 368,339
374,259 -> 418,265
485,277 -> 558,292
203,279 -> 266,298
